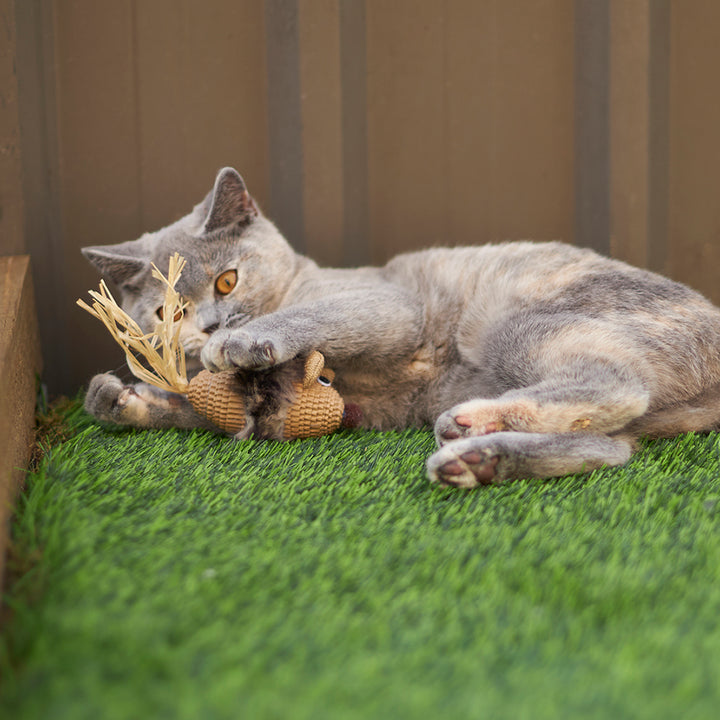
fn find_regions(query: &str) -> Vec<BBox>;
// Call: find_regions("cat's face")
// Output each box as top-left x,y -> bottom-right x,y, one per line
83,168 -> 298,369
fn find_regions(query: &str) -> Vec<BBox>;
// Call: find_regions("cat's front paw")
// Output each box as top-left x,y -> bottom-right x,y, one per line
85,373 -> 151,426
201,329 -> 288,371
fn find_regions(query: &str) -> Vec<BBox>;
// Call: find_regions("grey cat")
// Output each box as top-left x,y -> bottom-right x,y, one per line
83,167 -> 720,488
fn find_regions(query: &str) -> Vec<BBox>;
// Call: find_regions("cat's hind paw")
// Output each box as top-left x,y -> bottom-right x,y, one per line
427,430 -> 633,487
434,402 -> 506,446
427,437 -> 502,488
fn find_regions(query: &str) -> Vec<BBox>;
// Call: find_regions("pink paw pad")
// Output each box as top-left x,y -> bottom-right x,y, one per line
436,452 -> 500,488
460,451 -> 499,485
454,415 -> 503,436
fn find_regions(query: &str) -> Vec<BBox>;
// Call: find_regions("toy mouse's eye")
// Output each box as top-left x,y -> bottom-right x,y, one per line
157,307 -> 183,322
215,269 -> 238,295
317,375 -> 332,387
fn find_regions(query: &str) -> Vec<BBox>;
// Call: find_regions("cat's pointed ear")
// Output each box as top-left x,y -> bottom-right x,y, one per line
202,167 -> 257,234
82,242 -> 150,287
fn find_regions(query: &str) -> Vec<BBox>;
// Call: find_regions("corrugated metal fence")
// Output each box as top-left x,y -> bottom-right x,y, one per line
3,0 -> 720,395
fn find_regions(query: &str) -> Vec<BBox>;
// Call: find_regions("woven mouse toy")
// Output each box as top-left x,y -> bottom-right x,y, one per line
78,254 -> 346,439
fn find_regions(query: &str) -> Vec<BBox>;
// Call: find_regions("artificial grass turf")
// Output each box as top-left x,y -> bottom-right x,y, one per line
2,401 -> 720,719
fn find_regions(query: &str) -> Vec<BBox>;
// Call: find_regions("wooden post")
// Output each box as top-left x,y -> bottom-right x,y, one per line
0,257 -> 41,594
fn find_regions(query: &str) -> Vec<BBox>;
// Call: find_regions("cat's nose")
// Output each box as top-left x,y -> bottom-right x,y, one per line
202,322 -> 220,334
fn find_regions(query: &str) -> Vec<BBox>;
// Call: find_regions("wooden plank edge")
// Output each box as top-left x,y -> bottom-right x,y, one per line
0,256 -> 42,596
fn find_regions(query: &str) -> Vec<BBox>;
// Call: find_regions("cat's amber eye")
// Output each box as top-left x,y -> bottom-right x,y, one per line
156,307 -> 183,322
215,269 -> 238,296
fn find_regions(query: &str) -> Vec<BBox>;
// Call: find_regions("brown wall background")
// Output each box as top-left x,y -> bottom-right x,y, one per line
3,0 -> 720,396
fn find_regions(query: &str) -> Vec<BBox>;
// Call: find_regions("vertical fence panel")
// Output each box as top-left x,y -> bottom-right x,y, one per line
446,0 -> 574,247
0,0 -> 25,256
609,0 -> 651,269
339,0 -> 370,267
365,0 -> 574,263
15,0 -> 67,391
135,0 -> 270,231
669,1 -> 720,303
133,2 -> 188,231
265,0 -> 304,248
53,0 -> 143,386
298,0 -> 344,267
365,0 -> 448,261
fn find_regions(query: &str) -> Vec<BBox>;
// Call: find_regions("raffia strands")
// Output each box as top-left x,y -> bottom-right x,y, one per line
77,253 -> 190,394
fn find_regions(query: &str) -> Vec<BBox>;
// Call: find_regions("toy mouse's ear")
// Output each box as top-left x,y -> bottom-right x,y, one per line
302,351 -> 327,389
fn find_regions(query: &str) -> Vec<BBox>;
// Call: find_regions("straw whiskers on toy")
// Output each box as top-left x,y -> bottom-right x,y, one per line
77,253 -> 190,395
